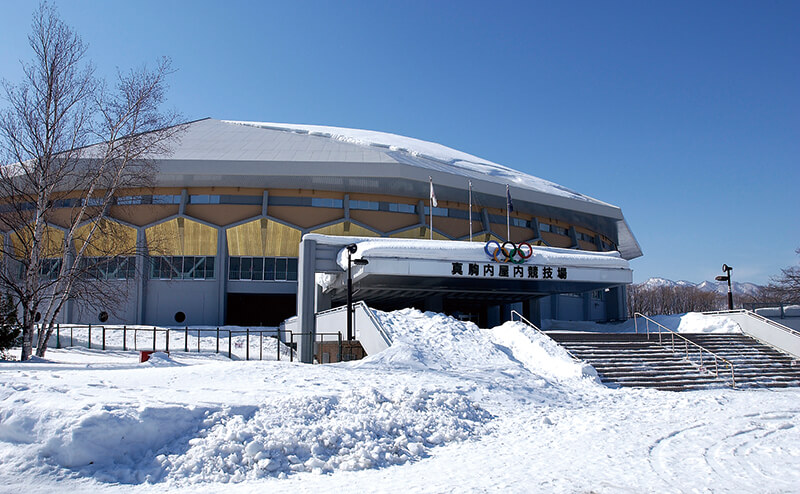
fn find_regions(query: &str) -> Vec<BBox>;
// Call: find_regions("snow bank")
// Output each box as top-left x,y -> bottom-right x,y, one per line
368,308 -> 596,384
163,387 -> 490,482
544,312 -> 742,334
756,305 -> 800,317
489,321 -> 597,381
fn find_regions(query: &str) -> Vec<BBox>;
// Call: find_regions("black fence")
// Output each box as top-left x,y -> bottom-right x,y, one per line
35,324 -> 345,363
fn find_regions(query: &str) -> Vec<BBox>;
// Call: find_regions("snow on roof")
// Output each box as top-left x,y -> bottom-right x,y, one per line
326,237 -> 630,271
223,120 -> 607,206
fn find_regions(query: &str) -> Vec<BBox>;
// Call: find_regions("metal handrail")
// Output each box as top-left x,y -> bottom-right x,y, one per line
509,310 -> 579,361
353,301 -> 393,346
634,312 -> 735,387
703,309 -> 800,337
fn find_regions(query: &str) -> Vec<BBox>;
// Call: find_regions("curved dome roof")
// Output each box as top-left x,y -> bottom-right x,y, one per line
145,118 -> 641,259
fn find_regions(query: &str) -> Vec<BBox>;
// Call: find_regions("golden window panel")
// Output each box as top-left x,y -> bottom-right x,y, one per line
311,222 -> 380,238
73,220 -> 137,257
146,218 -> 218,256
265,220 -> 301,257
226,218 -> 302,257
11,226 -> 65,259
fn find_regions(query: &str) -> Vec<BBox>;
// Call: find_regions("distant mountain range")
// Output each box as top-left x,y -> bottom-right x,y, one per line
639,277 -> 762,297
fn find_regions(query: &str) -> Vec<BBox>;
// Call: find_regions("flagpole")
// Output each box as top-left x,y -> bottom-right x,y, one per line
429,176 -> 434,240
506,184 -> 510,241
468,180 -> 473,242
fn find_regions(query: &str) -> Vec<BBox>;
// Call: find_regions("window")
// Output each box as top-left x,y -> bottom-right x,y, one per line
151,195 -> 181,205
150,256 -> 215,280
540,222 -> 568,236
388,203 -> 416,214
311,198 -> 343,208
116,195 -> 146,205
189,194 -> 220,204
229,256 -> 298,282
80,257 -> 136,279
511,218 -> 528,228
423,206 -> 449,217
592,290 -> 604,300
577,232 -> 595,242
350,200 -> 379,211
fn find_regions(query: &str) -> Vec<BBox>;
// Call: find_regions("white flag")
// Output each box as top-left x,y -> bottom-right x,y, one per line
429,177 -> 438,207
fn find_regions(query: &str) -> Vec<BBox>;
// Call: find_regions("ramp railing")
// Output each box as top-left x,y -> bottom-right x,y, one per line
634,313 -> 735,387
703,309 -> 800,358
509,310 -> 579,361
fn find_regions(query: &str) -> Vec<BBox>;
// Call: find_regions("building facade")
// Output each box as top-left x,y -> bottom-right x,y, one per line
6,118 -> 642,328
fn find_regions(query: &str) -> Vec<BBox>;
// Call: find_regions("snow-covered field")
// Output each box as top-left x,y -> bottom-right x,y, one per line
1,310 -> 799,493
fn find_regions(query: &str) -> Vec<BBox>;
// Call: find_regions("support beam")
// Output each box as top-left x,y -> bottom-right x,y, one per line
297,238 -> 318,363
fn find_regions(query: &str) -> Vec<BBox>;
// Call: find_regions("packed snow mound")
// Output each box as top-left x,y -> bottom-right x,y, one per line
367,309 -> 597,384
163,387 -> 490,482
544,312 -> 742,334
489,321 -> 597,381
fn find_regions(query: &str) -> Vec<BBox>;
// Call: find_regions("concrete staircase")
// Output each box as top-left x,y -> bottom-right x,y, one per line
547,331 -> 800,391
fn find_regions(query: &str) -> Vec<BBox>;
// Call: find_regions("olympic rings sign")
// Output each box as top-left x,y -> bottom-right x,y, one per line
484,241 -> 533,264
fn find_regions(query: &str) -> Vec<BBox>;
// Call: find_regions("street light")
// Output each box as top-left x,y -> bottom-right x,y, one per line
346,243 -> 369,341
715,263 -> 734,310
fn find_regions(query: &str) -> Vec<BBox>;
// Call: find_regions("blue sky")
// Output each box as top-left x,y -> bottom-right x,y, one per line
1,1 -> 797,285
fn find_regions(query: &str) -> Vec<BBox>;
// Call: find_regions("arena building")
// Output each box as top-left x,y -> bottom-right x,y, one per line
10,118 -> 641,330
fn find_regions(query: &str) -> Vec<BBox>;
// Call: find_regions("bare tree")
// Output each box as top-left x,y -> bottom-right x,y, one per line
765,248 -> 800,304
0,3 -> 181,359
627,283 -> 725,317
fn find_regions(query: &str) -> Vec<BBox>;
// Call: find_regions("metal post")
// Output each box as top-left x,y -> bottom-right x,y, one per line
347,250 -> 353,341
197,329 -> 200,353
88,324 -> 92,349
290,332 -> 294,362
260,332 -> 263,361
70,327 -> 73,347
228,330 -> 232,359
277,332 -> 280,361
102,326 -> 106,351
123,326 -> 127,351
153,327 -> 156,352
56,324 -> 60,349
216,327 -> 220,354
134,328 -> 137,350
166,329 -> 170,353
246,328 -> 250,361
185,326 -> 188,352
338,331 -> 342,363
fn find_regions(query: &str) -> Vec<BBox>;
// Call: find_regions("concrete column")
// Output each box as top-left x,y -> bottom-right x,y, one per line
297,238 -> 317,363
550,295 -> 560,321
135,228 -> 147,325
487,305 -> 501,327
583,292 -> 591,320
523,297 -> 543,328
217,227 -> 227,325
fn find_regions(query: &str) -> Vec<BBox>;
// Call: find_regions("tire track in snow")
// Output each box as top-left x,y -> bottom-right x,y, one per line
648,409 -> 800,491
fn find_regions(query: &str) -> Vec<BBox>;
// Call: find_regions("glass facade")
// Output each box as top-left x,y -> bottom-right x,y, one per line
228,256 -> 298,281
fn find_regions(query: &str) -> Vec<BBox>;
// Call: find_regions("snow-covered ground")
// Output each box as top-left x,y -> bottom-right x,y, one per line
1,310 -> 799,493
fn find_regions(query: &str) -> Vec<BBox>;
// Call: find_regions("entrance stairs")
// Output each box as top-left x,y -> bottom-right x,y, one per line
546,331 -> 800,391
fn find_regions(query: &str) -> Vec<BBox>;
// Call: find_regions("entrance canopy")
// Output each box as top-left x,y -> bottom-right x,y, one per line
295,234 -> 631,362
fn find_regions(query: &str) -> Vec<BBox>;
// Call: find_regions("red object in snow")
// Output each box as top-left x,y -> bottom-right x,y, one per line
139,350 -> 168,362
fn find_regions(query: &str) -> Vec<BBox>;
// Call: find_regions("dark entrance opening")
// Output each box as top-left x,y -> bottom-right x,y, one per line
226,293 -> 296,326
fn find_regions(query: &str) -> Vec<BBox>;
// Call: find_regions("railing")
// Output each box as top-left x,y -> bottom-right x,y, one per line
509,310 -> 579,361
634,313 -> 735,387
703,309 -> 800,337
35,324 -> 292,361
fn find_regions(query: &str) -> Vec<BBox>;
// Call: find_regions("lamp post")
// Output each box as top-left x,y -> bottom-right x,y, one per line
715,263 -> 734,310
346,243 -> 369,341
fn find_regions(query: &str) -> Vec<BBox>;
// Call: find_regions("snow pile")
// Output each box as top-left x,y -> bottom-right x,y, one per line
544,312 -> 742,334
163,387 -> 490,482
368,308 -> 596,384
489,321 -> 597,381
756,305 -> 800,317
